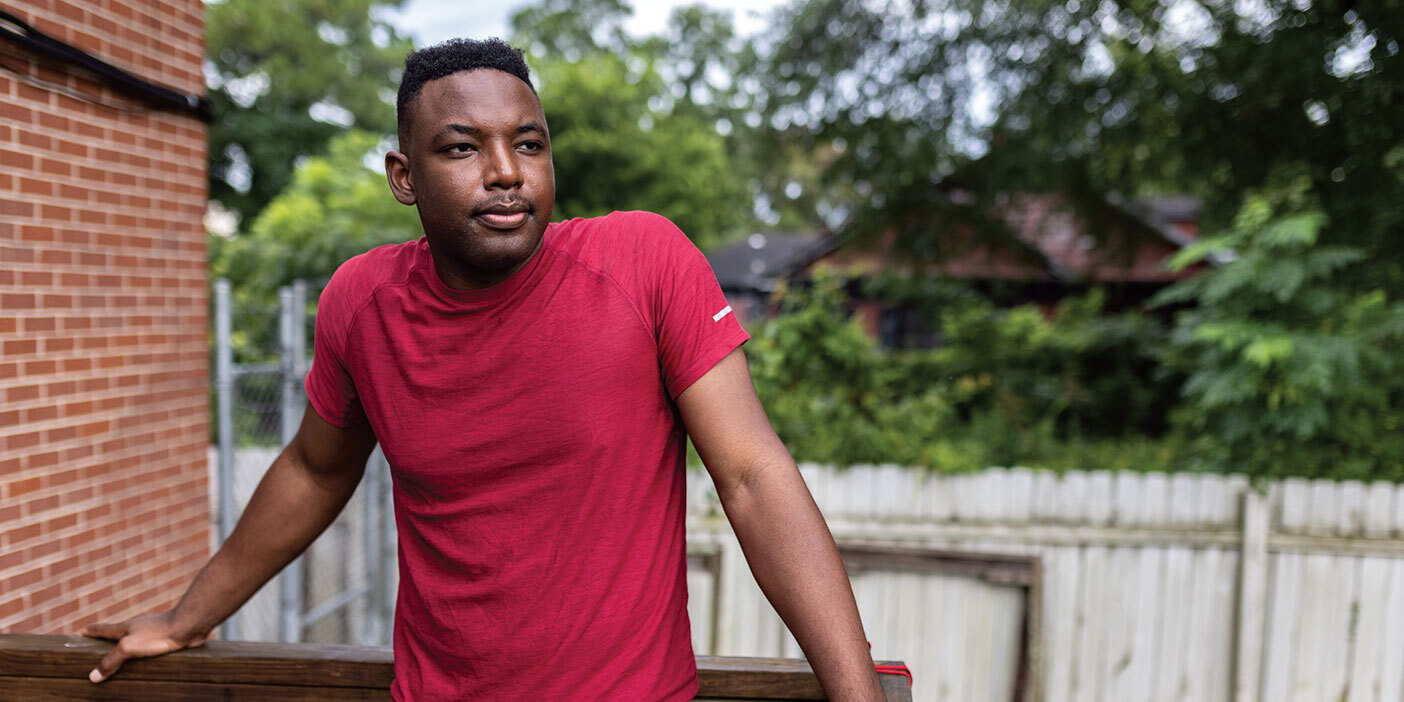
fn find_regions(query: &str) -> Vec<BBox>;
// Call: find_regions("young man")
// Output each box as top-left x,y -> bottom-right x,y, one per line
80,39 -> 886,701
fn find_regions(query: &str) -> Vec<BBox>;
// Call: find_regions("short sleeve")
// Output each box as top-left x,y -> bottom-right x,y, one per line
305,270 -> 368,428
644,215 -> 751,398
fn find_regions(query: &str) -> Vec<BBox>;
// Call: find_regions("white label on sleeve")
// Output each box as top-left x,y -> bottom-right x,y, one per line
712,305 -> 733,322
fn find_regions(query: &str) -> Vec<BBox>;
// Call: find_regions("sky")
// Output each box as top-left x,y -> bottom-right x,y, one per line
386,0 -> 786,47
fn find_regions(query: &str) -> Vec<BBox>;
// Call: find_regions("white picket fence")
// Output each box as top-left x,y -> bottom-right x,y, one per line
212,451 -> 1404,702
682,465 -> 1404,702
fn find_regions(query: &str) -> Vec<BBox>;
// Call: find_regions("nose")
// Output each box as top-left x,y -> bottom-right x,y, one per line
482,141 -> 521,191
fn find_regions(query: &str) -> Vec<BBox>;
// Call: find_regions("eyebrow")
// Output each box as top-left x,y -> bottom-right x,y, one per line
438,122 -> 546,137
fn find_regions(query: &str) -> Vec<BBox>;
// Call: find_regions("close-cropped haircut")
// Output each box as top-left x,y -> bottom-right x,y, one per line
395,38 -> 536,144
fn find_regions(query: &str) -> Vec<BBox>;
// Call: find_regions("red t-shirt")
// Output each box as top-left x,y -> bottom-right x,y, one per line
305,211 -> 749,701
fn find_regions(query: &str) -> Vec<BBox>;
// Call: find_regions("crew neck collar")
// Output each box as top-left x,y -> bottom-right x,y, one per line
418,226 -> 555,307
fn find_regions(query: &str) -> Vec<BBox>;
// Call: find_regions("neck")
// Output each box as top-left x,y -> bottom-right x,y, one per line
427,236 -> 546,291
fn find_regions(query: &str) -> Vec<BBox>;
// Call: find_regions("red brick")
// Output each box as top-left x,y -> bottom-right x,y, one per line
8,476 -> 42,497
39,158 -> 70,177
4,339 -> 37,355
25,494 -> 59,514
0,246 -> 33,264
47,338 -> 76,353
6,385 -> 40,403
8,613 -> 44,632
0,597 -> 22,620
19,270 -> 52,287
22,406 -> 57,423
0,149 -> 32,169
19,226 -> 54,242
18,177 -> 53,197
4,524 -> 43,548
1,293 -> 35,309
30,539 -> 61,560
26,451 -> 59,470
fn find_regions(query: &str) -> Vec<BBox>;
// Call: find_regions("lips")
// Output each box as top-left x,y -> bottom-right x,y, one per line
474,201 -> 531,230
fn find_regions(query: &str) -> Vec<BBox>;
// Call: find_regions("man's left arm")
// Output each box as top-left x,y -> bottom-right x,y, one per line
677,347 -> 886,702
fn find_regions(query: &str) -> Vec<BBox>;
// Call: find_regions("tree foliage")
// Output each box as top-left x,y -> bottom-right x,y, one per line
759,0 -> 1404,290
206,0 -> 413,225
508,0 -> 755,249
747,273 -> 1183,472
1152,199 -> 1404,479
210,130 -> 422,356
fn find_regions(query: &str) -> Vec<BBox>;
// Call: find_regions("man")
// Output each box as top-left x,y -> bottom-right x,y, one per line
80,38 -> 886,701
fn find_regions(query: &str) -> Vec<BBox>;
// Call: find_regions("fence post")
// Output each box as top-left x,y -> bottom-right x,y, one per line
1234,487 -> 1270,702
213,279 -> 239,641
278,284 -> 306,643
381,451 -> 396,642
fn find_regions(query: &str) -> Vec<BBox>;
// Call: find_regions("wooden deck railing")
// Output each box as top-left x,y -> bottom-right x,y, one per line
0,633 -> 913,701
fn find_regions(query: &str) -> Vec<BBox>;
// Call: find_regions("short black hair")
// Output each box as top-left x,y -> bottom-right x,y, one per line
396,38 -> 536,144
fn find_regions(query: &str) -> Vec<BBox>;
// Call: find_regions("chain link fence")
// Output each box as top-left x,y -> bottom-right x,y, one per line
211,279 -> 396,645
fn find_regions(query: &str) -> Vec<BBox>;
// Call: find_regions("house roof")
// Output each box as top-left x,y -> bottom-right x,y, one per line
706,232 -> 840,293
707,195 -> 1205,292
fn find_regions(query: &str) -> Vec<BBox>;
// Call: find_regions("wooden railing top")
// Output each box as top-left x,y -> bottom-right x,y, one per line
0,633 -> 912,701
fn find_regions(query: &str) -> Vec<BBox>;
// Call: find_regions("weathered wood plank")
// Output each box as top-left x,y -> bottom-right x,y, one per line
1259,553 -> 1302,702
1097,546 -> 1134,702
1338,481 -> 1367,536
1306,482 -> 1340,538
1278,478 -> 1310,534
695,655 -> 912,700
1348,557 -> 1391,702
0,635 -> 394,688
0,636 -> 913,701
1040,546 -> 1078,702
1152,545 -> 1192,702
1086,472 -> 1114,528
1234,490 -> 1269,702
0,677 -> 388,701
1126,546 -> 1165,702
1072,545 -> 1106,702
1363,481 -> 1394,539
1378,558 -> 1404,702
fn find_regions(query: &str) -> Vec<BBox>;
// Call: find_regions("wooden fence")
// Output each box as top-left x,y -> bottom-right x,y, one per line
682,466 -> 1404,702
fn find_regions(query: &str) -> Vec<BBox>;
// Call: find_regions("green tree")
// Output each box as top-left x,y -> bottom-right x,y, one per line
210,130 -> 422,356
1152,199 -> 1404,479
761,1 -> 1404,289
510,0 -> 756,248
747,273 -> 959,467
206,0 -> 413,225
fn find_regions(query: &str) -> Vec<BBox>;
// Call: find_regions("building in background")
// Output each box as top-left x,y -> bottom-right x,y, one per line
0,1 -> 209,633
708,194 -> 1204,348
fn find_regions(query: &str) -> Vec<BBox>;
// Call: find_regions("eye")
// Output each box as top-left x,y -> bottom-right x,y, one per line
517,141 -> 543,153
443,143 -> 476,155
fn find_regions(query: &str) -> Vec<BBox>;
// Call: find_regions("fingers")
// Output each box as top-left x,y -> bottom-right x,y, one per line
90,641 -> 131,684
79,621 -> 127,641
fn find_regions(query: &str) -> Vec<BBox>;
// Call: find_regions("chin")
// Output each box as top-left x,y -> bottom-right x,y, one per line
463,227 -> 544,270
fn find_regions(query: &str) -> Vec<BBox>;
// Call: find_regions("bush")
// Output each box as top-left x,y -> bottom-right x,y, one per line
744,272 -> 1183,473
1152,199 -> 1404,480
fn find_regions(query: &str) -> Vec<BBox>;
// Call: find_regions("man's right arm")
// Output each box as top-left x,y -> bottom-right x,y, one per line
79,402 -> 376,683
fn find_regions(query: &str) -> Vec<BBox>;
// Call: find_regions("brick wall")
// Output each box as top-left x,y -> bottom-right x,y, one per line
0,1 -> 209,633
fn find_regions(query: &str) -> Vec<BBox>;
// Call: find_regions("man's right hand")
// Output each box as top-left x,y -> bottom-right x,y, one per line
80,610 -> 209,683
74,403 -> 375,685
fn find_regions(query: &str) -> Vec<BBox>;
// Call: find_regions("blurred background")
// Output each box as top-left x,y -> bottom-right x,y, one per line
3,1 -> 1404,701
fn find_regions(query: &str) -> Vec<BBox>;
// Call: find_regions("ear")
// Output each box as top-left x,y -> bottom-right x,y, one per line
385,150 -> 416,206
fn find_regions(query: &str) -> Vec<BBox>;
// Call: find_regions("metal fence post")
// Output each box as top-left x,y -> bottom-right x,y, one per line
213,279 -> 239,641
278,284 -> 305,643
381,451 -> 396,642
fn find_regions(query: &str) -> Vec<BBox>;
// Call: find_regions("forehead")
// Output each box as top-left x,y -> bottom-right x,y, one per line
410,69 -> 543,136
